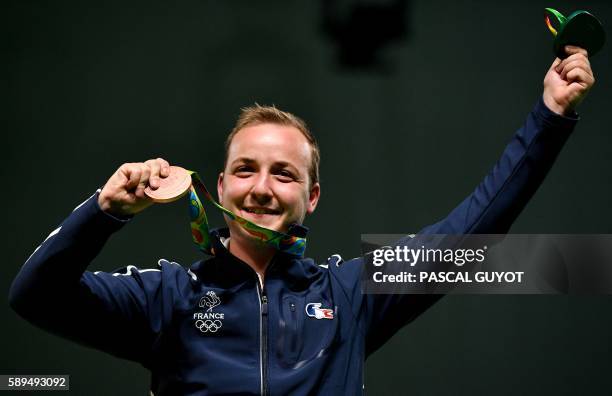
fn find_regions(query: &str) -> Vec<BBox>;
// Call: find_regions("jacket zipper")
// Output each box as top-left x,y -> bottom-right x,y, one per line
256,277 -> 269,396
289,301 -> 297,355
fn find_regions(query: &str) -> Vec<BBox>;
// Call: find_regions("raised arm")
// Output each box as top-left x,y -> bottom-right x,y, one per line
8,158 -> 183,363
423,45 -> 593,235
336,46 -> 596,356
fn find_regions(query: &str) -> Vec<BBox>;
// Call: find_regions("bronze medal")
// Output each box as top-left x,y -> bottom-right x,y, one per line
145,166 -> 192,203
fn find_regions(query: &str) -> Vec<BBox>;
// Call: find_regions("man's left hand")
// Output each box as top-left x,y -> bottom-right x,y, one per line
543,45 -> 595,116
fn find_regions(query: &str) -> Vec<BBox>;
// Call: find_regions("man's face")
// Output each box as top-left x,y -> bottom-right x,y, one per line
217,123 -> 320,238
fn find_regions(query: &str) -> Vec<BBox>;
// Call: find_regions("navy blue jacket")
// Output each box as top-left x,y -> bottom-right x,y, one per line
9,99 -> 578,395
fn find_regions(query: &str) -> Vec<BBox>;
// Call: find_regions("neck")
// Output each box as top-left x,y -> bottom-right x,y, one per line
228,232 -> 276,284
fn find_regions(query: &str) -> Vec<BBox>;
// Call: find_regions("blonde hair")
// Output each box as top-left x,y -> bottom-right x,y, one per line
224,104 -> 320,185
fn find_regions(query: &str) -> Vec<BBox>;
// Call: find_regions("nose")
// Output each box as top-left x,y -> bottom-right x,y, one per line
250,172 -> 273,204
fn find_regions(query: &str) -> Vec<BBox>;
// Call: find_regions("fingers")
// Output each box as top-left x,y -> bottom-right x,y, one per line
144,159 -> 161,190
555,52 -> 591,74
118,158 -> 171,192
142,158 -> 171,190
566,67 -> 595,88
135,164 -> 151,199
121,163 -> 142,191
99,158 -> 172,216
547,44 -> 587,74
158,158 -> 170,178
559,59 -> 588,81
554,50 -> 594,85
548,57 -> 562,72
564,45 -> 588,57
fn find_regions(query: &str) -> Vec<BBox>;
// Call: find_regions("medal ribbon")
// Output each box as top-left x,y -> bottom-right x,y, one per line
544,8 -> 567,37
186,170 -> 307,257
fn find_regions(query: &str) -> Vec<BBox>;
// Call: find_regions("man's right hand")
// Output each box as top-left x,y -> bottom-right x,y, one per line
98,158 -> 171,217
543,45 -> 595,116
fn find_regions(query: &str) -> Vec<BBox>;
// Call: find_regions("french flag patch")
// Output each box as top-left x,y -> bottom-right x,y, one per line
305,303 -> 334,320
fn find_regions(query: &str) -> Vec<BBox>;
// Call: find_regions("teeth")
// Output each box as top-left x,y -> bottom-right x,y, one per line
245,208 -> 277,215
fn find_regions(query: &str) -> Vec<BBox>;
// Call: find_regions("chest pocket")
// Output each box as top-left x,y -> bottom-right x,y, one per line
275,294 -> 339,368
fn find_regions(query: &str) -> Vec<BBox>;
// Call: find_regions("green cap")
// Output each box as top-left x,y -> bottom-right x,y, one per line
544,8 -> 606,58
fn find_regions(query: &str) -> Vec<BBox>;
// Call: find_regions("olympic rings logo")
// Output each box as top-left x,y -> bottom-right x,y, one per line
195,319 -> 223,333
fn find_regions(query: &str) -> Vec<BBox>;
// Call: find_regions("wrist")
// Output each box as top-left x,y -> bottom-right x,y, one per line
96,191 -> 133,221
542,94 -> 567,116
97,190 -> 128,217
97,194 -> 111,213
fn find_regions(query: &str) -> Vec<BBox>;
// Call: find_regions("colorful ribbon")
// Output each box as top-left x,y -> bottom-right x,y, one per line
186,170 -> 307,257
544,8 -> 567,37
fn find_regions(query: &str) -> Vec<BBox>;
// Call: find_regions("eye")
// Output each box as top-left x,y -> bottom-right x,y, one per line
234,165 -> 254,177
275,169 -> 295,182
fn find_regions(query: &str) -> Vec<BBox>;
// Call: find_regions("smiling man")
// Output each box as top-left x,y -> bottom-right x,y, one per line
10,46 -> 596,395
217,108 -> 320,279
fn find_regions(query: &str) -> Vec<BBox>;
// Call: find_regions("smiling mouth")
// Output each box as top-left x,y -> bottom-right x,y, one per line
243,207 -> 281,215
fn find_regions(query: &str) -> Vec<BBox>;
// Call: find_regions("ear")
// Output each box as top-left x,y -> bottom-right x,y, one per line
217,172 -> 224,204
306,182 -> 321,215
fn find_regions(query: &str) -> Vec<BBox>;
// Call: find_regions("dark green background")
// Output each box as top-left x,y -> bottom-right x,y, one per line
3,0 -> 611,394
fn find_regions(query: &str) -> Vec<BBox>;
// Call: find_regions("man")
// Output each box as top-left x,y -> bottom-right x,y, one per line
10,46 -> 595,395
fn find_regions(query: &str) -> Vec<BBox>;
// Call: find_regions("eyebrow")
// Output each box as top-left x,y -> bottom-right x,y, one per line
230,158 -> 301,174
230,157 -> 256,166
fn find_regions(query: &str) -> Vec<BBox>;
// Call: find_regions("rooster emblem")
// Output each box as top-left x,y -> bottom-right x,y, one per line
199,291 -> 221,312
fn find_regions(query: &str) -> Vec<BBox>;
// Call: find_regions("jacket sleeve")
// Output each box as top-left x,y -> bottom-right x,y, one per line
8,191 -> 180,364
357,98 -> 579,356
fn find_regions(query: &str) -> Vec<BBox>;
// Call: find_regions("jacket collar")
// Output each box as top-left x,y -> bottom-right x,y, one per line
190,225 -> 321,290
210,223 -> 309,257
